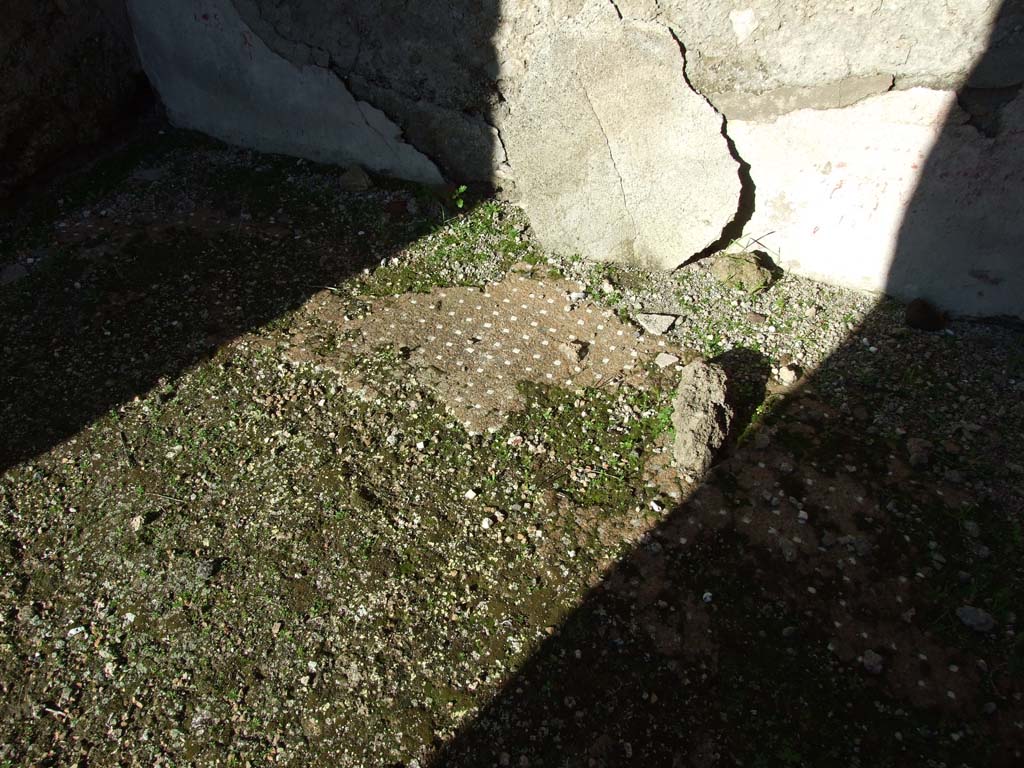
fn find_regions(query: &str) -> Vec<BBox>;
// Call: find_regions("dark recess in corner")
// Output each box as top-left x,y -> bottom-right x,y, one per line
0,78 -> 158,221
957,82 -> 1022,137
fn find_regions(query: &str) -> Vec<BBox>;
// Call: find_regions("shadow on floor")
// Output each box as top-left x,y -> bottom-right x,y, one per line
0,130 -> 485,473
434,4 -> 1024,765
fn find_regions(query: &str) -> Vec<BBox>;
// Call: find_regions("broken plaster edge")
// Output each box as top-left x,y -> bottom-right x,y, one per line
126,0 -> 443,184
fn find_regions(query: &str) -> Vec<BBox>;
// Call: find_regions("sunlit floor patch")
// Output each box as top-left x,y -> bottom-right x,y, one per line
292,272 -> 691,434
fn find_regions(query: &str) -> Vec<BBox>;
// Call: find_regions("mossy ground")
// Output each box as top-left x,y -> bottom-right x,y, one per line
1,127 -> 1022,766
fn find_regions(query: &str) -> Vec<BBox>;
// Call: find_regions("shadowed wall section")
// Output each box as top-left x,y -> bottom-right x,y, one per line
888,0 -> 1024,317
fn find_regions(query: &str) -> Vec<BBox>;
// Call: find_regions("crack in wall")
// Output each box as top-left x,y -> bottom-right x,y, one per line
226,0 -> 749,252
223,0 -> 751,244
485,84 -> 513,173
353,99 -> 399,150
579,75 -> 638,246
486,112 -> 511,167
666,27 -> 756,263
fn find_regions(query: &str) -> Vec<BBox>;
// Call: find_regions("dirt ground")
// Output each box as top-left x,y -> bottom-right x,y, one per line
1,127 -> 1022,767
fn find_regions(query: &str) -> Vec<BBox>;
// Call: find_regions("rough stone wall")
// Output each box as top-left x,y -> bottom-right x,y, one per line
127,0 -> 1024,317
658,0 -> 1004,117
230,0 -> 505,185
0,1 -> 147,200
497,14 -> 740,266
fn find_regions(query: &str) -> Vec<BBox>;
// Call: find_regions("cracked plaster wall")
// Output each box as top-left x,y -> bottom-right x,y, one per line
127,0 -> 1023,316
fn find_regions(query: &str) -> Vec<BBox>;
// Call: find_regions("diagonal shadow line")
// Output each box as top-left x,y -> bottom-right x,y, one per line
1,0 -> 507,474
0,2 -> 1020,764
433,4 -> 1024,766
0,138 -> 483,474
